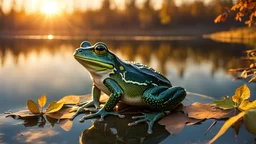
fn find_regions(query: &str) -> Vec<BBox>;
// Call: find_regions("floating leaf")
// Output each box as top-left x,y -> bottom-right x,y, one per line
58,94 -> 108,105
238,100 -> 256,111
183,102 -> 232,120
214,97 -> 234,110
209,111 -> 246,144
6,110 -> 39,120
231,117 -> 242,138
59,119 -> 73,131
27,100 -> 40,114
45,101 -> 64,114
159,112 -> 202,135
46,107 -> 76,119
38,94 -> 47,108
244,109 -> 256,135
58,95 -> 82,105
232,84 -> 250,104
249,76 -> 256,83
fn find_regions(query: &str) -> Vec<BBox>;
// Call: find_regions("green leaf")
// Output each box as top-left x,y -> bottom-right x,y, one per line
209,111 -> 246,144
244,109 -> 256,135
239,100 -> 256,111
214,97 -> 234,110
38,94 -> 47,108
45,101 -> 64,114
27,100 -> 40,114
232,84 -> 250,104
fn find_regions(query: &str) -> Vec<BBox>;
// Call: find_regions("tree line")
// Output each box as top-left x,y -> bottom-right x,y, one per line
0,0 -> 237,34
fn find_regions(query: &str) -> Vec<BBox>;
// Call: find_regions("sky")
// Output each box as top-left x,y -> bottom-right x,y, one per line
1,0 -> 212,14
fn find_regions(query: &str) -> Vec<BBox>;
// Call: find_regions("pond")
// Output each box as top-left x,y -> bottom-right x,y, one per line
0,38 -> 255,144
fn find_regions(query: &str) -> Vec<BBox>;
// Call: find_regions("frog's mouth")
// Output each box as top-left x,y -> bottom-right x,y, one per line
75,56 -> 114,71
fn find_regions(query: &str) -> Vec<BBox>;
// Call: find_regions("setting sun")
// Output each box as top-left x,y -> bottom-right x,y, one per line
42,1 -> 58,15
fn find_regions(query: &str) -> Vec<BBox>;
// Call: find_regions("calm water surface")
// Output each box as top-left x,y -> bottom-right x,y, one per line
0,38 -> 255,144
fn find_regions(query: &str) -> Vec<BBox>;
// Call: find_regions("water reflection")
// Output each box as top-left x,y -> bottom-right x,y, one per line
14,128 -> 59,143
80,115 -> 169,144
0,39 -> 254,144
0,39 -> 246,76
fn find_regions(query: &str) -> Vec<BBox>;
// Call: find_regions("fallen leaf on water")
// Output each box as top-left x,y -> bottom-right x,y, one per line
232,84 -> 250,104
58,94 -> 109,105
238,100 -> 256,111
45,101 -> 64,114
6,110 -> 40,120
158,112 -> 202,135
38,94 -> 47,108
183,102 -> 233,120
231,117 -> 242,138
46,107 -> 76,119
249,76 -> 256,83
243,109 -> 256,135
214,97 -> 234,110
27,100 -> 40,114
59,119 -> 73,131
209,111 -> 246,144
57,95 -> 90,105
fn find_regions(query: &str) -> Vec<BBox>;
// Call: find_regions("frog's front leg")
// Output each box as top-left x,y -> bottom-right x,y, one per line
79,78 -> 125,122
70,85 -> 101,120
129,86 -> 186,134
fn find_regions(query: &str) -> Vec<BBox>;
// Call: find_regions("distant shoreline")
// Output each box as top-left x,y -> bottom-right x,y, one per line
0,26 -> 232,38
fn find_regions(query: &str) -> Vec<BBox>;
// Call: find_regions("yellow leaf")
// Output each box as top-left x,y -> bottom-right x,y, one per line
27,100 -> 40,114
239,100 -> 256,111
38,94 -> 47,108
244,109 -> 256,135
209,111 -> 246,144
232,84 -> 250,104
46,101 -> 64,114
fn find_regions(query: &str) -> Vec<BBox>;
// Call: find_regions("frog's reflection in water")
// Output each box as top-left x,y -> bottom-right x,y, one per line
79,104 -> 169,144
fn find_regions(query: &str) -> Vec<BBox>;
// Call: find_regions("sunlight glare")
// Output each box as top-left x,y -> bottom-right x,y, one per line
42,1 -> 58,15
48,34 -> 53,40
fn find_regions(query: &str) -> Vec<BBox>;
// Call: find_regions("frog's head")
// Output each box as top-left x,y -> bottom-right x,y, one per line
74,41 -> 116,72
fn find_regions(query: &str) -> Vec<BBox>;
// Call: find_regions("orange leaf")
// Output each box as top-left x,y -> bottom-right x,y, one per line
214,15 -> 222,23
38,94 -> 47,108
59,119 -> 73,131
183,102 -> 232,120
159,112 -> 201,135
27,100 -> 40,114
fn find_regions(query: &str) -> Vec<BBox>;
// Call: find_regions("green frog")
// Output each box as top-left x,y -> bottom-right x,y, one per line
70,41 -> 186,134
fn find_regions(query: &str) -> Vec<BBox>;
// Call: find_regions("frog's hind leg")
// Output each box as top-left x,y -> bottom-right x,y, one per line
143,86 -> 186,111
128,86 -> 186,134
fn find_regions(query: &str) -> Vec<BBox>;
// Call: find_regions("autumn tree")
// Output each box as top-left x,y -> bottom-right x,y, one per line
159,0 -> 176,25
138,0 -> 155,29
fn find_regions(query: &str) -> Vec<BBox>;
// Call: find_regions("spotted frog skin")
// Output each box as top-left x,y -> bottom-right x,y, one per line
70,41 -> 186,134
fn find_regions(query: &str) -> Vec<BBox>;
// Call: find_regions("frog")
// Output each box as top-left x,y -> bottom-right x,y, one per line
70,41 -> 186,134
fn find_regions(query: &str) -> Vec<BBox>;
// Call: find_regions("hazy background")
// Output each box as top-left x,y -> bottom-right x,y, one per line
0,0 -> 243,36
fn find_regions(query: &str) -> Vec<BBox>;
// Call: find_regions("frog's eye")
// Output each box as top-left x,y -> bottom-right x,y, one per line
94,44 -> 107,55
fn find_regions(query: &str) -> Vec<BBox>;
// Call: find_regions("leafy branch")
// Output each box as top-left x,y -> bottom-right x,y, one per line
215,0 -> 256,27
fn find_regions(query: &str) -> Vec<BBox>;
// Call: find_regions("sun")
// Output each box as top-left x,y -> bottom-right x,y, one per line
42,1 -> 58,15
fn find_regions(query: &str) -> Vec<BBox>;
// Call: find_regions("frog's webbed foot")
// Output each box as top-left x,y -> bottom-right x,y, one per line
69,100 -> 101,120
128,112 -> 164,134
79,108 -> 125,122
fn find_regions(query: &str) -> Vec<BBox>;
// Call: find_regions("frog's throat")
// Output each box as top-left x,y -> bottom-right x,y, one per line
75,56 -> 114,70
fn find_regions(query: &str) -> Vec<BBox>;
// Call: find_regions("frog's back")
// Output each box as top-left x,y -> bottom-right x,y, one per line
130,62 -> 172,87
116,60 -> 172,88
